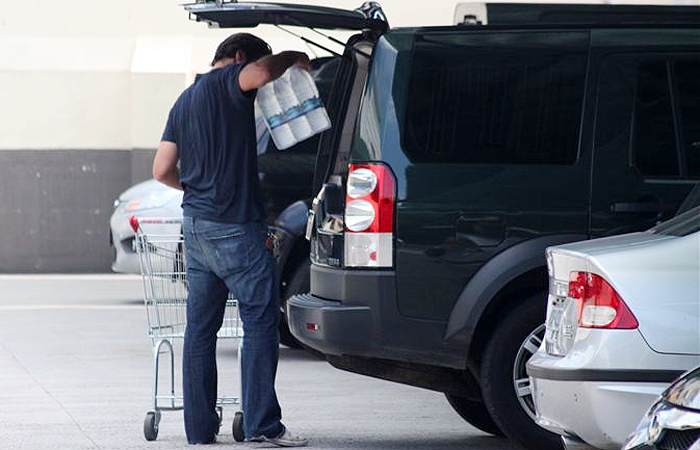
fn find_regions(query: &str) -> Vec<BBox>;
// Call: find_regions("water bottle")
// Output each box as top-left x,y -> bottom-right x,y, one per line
256,67 -> 332,150
273,70 -> 314,142
289,67 -> 331,135
256,82 -> 296,150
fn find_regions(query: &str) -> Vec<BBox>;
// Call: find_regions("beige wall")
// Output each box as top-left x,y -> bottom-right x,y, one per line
0,0 -> 458,151
1,0 -> 698,151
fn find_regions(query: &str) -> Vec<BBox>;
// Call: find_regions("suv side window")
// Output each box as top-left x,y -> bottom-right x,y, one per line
591,51 -> 700,238
633,59 -> 700,179
403,31 -> 588,165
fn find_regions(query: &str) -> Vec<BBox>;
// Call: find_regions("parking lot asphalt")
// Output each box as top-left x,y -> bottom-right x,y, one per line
0,275 -> 521,450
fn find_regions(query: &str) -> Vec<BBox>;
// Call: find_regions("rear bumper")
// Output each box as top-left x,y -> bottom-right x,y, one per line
529,375 -> 667,450
287,293 -> 374,355
287,290 -> 480,397
527,328 -> 695,450
287,263 -> 393,357
287,263 -> 468,368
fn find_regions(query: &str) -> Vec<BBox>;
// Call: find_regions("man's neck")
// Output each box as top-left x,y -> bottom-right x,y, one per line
212,58 -> 237,70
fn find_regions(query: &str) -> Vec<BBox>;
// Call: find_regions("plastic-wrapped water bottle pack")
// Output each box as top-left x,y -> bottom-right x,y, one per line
256,66 -> 332,150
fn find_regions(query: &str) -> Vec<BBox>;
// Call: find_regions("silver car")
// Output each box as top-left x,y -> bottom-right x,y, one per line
110,179 -> 183,273
527,205 -> 700,450
624,366 -> 700,450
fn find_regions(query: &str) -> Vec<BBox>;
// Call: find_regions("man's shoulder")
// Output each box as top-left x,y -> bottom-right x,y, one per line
174,74 -> 210,107
208,63 -> 245,85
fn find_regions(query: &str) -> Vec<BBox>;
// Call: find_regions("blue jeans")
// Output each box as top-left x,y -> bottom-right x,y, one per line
181,217 -> 284,444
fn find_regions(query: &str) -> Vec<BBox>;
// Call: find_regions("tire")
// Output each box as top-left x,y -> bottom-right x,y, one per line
232,411 -> 245,442
279,259 -> 310,349
445,393 -> 504,436
480,292 -> 562,450
143,411 -> 159,441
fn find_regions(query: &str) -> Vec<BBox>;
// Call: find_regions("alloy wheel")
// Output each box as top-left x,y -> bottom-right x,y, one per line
512,323 -> 546,421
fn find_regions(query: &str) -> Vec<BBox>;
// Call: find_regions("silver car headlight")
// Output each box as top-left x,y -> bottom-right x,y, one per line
623,368 -> 700,450
665,372 -> 700,410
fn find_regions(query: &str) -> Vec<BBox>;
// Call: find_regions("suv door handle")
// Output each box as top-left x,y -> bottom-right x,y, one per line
610,202 -> 660,213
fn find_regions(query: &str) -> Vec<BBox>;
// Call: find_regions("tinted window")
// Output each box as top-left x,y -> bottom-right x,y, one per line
677,61 -> 700,177
633,59 -> 700,179
403,31 -> 587,164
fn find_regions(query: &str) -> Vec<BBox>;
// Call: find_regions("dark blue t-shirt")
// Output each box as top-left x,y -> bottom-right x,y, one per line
161,63 -> 265,224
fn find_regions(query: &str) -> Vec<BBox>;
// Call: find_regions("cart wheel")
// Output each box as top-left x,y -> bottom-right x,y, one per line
216,406 -> 223,435
144,411 -> 160,441
232,411 -> 245,442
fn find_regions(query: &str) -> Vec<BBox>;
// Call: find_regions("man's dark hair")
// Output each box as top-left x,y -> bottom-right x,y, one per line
211,33 -> 272,66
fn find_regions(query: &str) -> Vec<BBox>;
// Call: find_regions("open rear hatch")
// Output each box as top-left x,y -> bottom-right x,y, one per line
185,1 -> 388,33
185,1 -> 388,269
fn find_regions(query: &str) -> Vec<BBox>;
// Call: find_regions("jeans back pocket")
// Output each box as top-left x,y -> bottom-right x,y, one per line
204,229 -> 250,277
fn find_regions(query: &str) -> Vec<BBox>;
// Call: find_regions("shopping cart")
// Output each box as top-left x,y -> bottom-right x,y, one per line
131,216 -> 245,442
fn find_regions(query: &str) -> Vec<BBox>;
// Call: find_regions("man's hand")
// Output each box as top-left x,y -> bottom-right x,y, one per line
239,51 -> 311,91
292,52 -> 312,71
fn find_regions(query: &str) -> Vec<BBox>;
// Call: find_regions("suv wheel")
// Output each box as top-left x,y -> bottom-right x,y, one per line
480,292 -> 562,450
279,259 -> 309,349
444,394 -> 503,436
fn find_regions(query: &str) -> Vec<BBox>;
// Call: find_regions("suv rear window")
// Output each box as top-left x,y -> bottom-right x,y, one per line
402,31 -> 588,164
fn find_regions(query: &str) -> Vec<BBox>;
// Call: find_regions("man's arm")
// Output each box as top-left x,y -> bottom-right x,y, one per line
238,51 -> 311,92
153,140 -> 182,190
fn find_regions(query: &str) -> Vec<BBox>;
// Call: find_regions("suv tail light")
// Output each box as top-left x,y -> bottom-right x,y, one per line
568,272 -> 638,329
344,163 -> 395,267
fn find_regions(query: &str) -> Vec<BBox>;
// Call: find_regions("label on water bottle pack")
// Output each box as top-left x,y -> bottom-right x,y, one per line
283,105 -> 304,123
267,102 -> 320,130
267,112 -> 285,129
300,97 -> 322,114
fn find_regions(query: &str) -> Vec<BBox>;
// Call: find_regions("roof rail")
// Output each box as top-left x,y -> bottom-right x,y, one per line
454,2 -> 700,26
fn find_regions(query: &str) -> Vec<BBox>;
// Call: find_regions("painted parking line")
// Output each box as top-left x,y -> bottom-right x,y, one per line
0,274 -> 142,281
0,304 -> 142,311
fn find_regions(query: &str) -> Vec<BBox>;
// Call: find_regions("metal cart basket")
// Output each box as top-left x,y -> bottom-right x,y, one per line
132,216 -> 245,442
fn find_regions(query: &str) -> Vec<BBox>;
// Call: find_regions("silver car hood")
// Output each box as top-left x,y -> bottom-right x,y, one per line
548,231 -> 700,356
119,179 -> 174,202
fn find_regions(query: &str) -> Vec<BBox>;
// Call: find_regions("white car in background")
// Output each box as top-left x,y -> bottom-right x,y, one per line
110,179 -> 183,273
527,205 -> 700,450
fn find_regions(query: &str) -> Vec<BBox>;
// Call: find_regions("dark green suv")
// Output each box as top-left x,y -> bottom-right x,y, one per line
188,2 -> 700,449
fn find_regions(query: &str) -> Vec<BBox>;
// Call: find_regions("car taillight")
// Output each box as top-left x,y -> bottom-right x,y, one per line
568,272 -> 638,329
344,163 -> 395,267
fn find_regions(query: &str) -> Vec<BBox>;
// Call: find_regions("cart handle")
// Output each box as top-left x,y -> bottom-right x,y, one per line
129,216 -> 183,233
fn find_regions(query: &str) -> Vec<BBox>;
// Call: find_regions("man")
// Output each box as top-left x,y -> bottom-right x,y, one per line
153,33 -> 310,447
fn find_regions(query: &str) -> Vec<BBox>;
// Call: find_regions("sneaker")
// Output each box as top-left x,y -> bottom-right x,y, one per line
187,436 -> 216,445
249,428 -> 309,447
